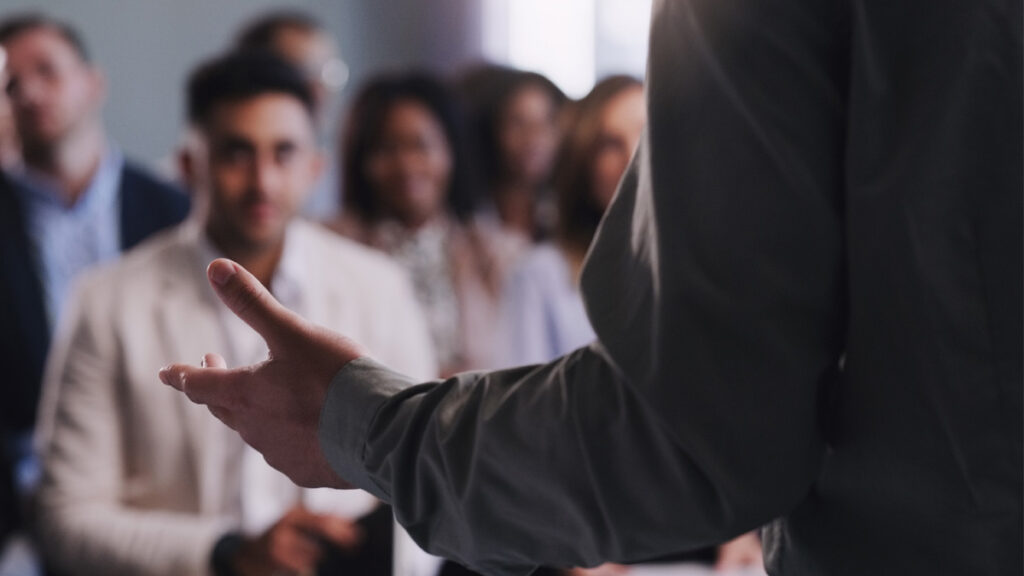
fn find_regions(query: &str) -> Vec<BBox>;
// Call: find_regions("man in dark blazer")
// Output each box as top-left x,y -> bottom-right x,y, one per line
0,14 -> 189,538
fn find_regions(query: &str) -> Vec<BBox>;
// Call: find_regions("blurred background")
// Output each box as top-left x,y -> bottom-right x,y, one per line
0,0 -> 652,181
0,1 -> 769,575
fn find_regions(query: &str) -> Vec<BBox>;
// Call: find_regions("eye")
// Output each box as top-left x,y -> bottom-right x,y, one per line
37,61 -> 57,81
372,139 -> 398,158
217,143 -> 252,165
274,143 -> 297,164
411,135 -> 432,153
595,135 -> 625,156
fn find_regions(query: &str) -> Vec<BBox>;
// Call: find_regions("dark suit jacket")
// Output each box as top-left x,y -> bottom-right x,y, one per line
0,162 -> 190,436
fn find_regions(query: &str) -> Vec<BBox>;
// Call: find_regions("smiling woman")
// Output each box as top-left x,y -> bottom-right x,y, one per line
328,71 -> 518,377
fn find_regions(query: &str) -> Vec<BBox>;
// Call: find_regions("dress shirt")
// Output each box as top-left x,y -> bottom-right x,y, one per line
498,244 -> 595,368
14,144 -> 123,329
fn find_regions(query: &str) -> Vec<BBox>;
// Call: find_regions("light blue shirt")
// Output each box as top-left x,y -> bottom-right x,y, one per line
14,145 -> 124,330
498,243 -> 596,367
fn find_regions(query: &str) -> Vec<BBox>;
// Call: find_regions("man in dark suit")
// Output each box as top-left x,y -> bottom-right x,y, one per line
0,14 -> 189,534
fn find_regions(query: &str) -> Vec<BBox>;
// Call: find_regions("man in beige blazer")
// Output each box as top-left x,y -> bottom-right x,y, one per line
34,50 -> 437,576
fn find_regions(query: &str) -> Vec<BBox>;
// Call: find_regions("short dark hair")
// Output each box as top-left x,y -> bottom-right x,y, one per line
0,13 -> 90,62
341,71 -> 476,221
235,10 -> 321,51
186,50 -> 315,127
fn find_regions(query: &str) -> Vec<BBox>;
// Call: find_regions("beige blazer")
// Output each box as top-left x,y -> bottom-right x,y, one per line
34,220 -> 437,576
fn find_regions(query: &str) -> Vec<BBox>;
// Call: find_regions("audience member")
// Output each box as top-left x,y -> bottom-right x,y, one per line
34,50 -> 435,576
330,72 -> 514,376
235,9 -> 346,218
472,69 -> 567,241
499,76 -> 644,366
0,13 -> 188,513
235,10 -> 343,119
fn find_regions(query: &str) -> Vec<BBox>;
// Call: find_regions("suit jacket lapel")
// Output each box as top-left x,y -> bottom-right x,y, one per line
154,232 -> 230,515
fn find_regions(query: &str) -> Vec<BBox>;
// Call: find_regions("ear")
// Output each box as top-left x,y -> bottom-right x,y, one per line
177,128 -> 208,192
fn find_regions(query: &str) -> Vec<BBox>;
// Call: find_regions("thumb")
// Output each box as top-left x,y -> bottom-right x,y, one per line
207,258 -> 301,351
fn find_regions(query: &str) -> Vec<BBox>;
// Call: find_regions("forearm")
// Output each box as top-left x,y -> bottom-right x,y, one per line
320,346 -> 783,575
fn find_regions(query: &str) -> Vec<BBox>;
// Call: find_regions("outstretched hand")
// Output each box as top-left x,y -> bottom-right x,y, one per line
159,258 -> 368,489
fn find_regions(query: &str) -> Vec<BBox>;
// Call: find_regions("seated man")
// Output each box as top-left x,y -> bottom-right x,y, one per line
0,14 -> 189,508
35,50 -> 435,576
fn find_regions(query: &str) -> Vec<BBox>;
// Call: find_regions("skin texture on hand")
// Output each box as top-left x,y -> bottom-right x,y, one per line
159,258 -> 366,489
234,505 -> 364,576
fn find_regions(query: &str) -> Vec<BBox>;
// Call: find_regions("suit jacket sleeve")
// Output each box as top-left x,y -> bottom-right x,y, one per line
319,1 -> 848,574
35,270 -> 230,576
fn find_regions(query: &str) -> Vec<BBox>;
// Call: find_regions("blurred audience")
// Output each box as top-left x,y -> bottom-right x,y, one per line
471,68 -> 567,242
235,10 -> 344,120
329,72 -> 515,376
0,12 -> 188,531
0,8 -> 778,576
234,9 -> 346,218
34,50 -> 435,576
499,76 -> 645,367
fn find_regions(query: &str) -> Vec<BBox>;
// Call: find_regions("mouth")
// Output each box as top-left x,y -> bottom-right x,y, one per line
244,201 -> 279,224
396,176 -> 437,201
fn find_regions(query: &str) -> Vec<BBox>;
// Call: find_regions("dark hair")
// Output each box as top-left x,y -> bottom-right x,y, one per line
0,13 -> 90,62
556,75 -> 643,251
234,10 -> 322,51
341,71 -> 475,221
186,50 -> 314,127
477,69 -> 567,188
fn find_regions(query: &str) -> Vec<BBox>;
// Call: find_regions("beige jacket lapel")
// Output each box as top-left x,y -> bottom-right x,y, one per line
153,225 -> 231,516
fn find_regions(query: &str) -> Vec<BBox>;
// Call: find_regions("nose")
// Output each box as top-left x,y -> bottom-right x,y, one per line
250,155 -> 282,198
395,145 -> 427,176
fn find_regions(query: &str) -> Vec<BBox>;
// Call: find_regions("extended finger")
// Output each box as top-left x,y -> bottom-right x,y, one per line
206,259 -> 303,352
202,353 -> 228,369
159,362 -> 244,409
